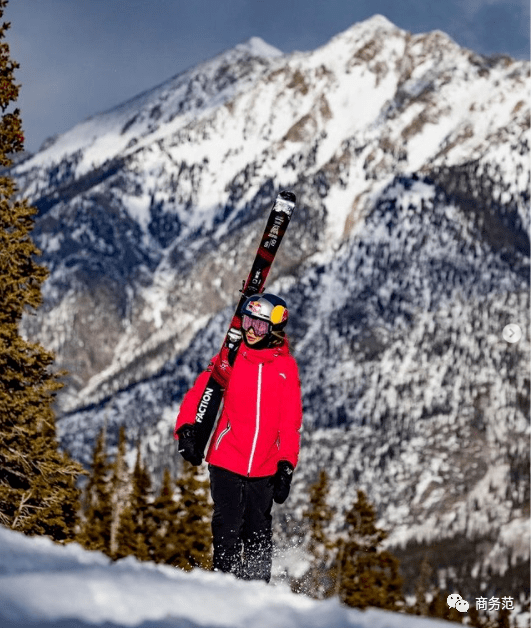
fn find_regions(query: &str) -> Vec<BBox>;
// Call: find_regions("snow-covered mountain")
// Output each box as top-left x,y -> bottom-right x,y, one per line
12,15 -> 529,599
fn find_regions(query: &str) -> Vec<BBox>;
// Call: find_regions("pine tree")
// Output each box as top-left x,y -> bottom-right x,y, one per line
77,428 -> 112,553
411,554 -> 433,615
116,443 -> 152,561
296,469 -> 336,598
336,490 -> 403,611
468,604 -> 496,627
148,468 -> 171,557
171,461 -> 212,571
0,1 -> 83,540
109,426 -> 130,558
427,590 -> 464,624
147,468 -> 178,563
495,607 -> 511,628
468,605 -> 485,627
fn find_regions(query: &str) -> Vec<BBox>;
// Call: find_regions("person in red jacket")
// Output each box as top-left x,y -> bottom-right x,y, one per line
174,293 -> 303,582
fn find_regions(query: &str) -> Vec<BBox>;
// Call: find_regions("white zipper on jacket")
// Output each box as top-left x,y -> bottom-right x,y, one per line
247,363 -> 263,476
215,422 -> 230,450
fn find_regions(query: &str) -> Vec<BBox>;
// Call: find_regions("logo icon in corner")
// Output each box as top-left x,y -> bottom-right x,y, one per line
447,593 -> 469,613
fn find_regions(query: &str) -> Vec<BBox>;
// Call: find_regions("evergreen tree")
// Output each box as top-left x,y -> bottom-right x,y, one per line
336,490 -> 403,611
296,469 -> 336,598
109,426 -> 130,558
77,430 -> 212,570
77,427 -> 112,553
0,1 -> 83,540
411,554 -> 433,615
468,604 -> 495,627
116,443 -> 152,561
148,467 -> 183,564
171,461 -> 212,571
495,607 -> 511,628
149,468 -> 179,564
427,590 -> 464,624
468,605 -> 485,627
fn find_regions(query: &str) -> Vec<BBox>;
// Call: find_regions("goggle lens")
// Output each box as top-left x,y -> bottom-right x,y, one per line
242,315 -> 270,336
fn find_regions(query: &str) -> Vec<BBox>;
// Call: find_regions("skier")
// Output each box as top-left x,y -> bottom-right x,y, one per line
174,293 -> 303,582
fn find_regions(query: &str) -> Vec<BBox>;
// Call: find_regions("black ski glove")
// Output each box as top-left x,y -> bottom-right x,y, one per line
273,460 -> 294,504
176,424 -> 203,466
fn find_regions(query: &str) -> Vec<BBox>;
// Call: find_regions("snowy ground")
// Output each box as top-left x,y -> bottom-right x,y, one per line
0,527 -> 460,628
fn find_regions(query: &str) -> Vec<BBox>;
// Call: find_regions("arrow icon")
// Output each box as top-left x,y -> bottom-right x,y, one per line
502,324 -> 522,344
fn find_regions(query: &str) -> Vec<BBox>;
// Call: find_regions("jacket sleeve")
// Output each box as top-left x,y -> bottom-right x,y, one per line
174,356 -> 217,439
278,357 -> 303,469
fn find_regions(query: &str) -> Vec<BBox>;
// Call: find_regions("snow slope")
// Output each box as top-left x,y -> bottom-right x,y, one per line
0,527 -> 455,628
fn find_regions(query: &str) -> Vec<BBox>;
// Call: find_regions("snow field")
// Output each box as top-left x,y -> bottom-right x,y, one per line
0,527 -> 464,628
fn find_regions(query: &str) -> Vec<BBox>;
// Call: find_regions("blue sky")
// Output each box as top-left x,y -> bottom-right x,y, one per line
5,0 -> 529,153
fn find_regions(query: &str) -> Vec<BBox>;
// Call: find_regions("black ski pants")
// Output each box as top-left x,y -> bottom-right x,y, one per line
209,465 -> 274,583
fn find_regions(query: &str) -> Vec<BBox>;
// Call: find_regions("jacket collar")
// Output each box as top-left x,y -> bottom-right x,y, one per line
240,341 -> 289,364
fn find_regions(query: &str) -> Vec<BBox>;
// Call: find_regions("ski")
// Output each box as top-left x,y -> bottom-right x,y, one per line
193,190 -> 296,455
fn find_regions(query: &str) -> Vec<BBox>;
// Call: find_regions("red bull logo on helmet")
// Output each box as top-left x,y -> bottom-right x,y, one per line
271,304 -> 288,325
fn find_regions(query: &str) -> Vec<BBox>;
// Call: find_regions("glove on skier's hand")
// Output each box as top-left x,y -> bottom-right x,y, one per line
177,424 -> 203,466
273,460 -> 294,504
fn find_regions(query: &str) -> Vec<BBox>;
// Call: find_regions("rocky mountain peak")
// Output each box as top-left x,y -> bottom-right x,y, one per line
235,36 -> 283,58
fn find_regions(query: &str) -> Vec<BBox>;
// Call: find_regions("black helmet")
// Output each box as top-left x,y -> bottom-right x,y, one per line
241,293 -> 289,341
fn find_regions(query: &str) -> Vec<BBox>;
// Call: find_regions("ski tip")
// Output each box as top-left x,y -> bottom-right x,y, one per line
278,190 -> 296,204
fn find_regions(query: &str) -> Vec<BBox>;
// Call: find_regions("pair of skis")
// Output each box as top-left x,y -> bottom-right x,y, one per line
193,190 -> 296,455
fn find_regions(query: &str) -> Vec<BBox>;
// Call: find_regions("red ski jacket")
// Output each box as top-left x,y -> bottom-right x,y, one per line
174,341 -> 302,477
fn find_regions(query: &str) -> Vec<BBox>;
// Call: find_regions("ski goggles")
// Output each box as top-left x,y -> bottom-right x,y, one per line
242,314 -> 270,336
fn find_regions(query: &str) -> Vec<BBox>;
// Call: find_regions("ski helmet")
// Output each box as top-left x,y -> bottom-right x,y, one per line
241,293 -> 289,338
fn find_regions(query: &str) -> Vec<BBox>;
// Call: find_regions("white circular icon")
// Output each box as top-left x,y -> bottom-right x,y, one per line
503,324 -> 522,344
